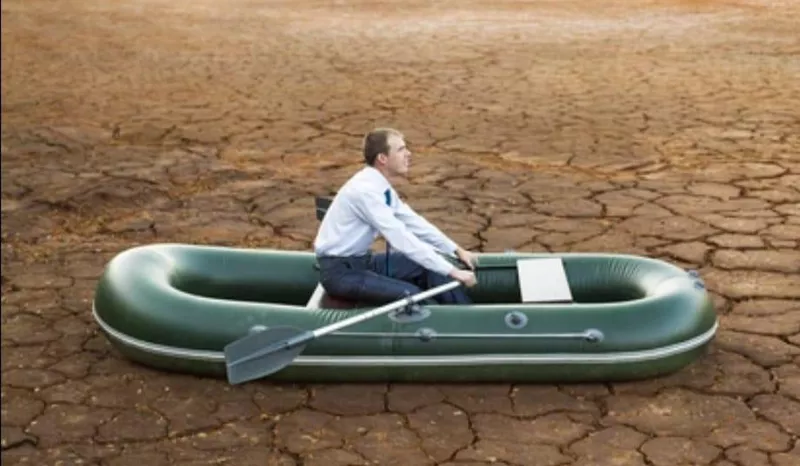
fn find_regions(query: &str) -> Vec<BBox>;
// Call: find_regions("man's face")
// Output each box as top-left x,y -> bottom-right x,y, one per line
383,134 -> 411,177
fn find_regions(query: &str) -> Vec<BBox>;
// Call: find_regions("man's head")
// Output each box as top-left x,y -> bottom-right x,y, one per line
363,128 -> 411,178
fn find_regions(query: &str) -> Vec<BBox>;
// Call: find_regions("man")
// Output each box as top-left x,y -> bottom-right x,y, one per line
313,127 -> 478,306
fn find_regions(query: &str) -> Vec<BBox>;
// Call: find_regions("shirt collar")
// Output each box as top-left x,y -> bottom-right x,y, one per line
363,165 -> 391,189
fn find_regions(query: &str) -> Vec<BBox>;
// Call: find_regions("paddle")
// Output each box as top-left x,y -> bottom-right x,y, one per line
224,280 -> 462,385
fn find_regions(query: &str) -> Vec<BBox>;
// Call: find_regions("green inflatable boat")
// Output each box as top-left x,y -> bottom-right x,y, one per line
92,243 -> 718,384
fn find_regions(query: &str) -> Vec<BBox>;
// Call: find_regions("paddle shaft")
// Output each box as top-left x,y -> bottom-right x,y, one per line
227,280 -> 462,369
312,280 -> 461,339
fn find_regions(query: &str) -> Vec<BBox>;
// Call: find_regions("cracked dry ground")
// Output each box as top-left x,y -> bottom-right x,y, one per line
1,0 -> 799,465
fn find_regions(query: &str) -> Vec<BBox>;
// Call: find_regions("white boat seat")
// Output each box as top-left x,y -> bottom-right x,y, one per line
306,283 -> 327,308
516,258 -> 574,303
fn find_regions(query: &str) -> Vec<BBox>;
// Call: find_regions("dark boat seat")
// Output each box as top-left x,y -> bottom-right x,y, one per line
305,283 -> 362,310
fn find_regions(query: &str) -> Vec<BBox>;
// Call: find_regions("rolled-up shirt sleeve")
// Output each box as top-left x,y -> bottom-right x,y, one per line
394,197 -> 459,255
352,190 -> 456,277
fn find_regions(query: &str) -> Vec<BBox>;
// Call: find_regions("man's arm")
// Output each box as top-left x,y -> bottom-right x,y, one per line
394,197 -> 459,255
352,190 -> 456,277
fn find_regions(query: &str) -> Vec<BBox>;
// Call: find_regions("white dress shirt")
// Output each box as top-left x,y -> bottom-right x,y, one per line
314,166 -> 458,277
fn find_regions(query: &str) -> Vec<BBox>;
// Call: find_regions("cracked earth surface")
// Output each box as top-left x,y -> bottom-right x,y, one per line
2,0 -> 799,464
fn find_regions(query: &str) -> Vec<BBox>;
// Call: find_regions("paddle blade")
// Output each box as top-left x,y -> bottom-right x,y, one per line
224,326 -> 310,385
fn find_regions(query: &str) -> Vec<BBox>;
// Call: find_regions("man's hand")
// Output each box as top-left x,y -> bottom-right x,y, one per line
454,247 -> 478,270
449,268 -> 478,287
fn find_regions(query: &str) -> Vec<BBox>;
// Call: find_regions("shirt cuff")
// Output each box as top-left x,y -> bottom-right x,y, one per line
443,239 -> 460,256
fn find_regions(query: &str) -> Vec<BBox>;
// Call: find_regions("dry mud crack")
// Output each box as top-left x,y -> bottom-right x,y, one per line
2,0 -> 799,465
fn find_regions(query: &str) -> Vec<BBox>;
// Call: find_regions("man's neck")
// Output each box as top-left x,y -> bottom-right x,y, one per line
369,165 -> 395,185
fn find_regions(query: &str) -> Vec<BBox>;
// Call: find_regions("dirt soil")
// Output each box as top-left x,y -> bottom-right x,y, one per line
2,0 -> 799,465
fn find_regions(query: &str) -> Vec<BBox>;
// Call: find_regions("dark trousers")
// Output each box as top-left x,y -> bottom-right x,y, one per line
317,252 -> 472,306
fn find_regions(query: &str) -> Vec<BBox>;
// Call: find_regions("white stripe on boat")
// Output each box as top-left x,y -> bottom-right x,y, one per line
92,302 -> 718,366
